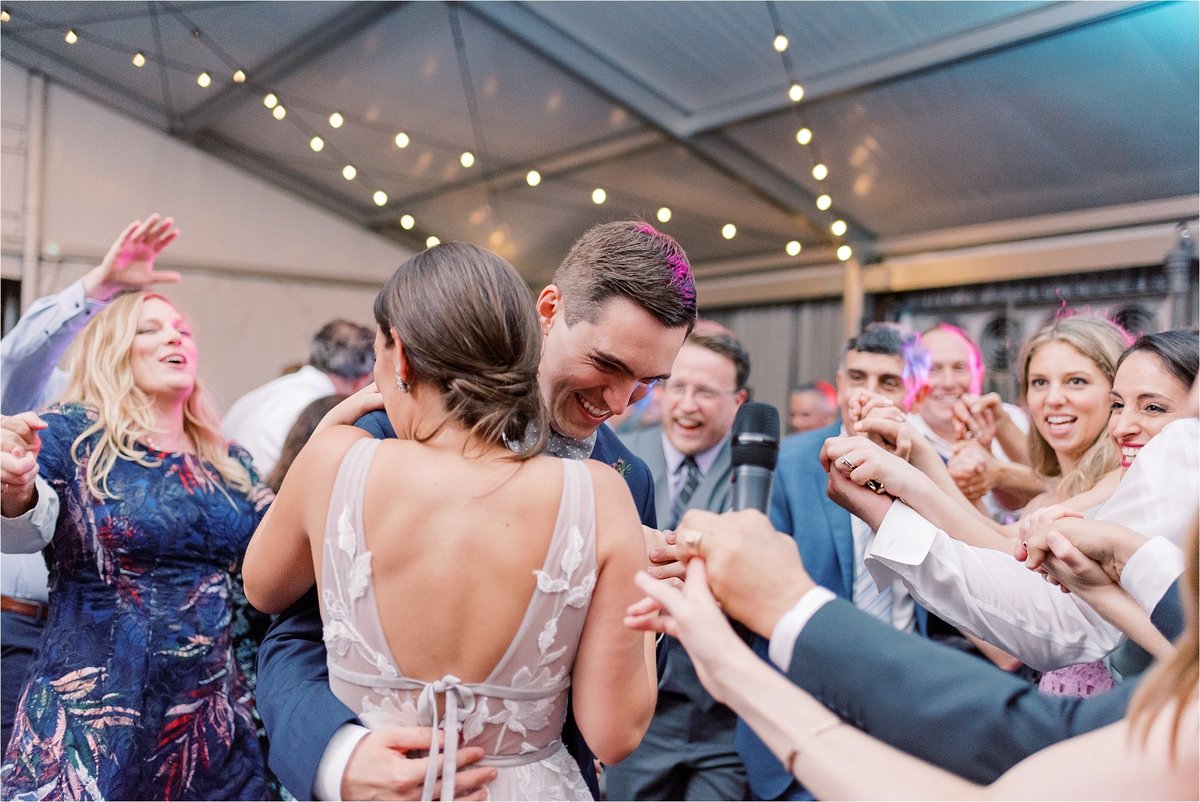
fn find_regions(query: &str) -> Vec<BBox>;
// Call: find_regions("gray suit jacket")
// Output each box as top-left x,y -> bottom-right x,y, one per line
622,426 -> 733,530
621,425 -> 734,720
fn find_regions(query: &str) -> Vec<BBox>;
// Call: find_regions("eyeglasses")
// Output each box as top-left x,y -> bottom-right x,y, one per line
663,380 -> 738,403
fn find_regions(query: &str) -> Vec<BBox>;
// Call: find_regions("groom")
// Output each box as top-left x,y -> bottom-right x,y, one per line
255,221 -> 698,800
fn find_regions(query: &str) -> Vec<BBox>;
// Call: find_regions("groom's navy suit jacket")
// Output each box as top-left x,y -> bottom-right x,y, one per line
255,413 -> 656,799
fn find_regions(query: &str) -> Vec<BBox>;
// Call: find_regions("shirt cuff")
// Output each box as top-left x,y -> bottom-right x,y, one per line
867,501 -> 939,565
314,723 -> 371,801
1121,536 -> 1185,613
1,476 -> 58,553
768,586 -> 837,669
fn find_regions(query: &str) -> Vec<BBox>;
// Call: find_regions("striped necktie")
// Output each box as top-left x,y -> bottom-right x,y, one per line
853,523 -> 893,624
670,456 -> 701,528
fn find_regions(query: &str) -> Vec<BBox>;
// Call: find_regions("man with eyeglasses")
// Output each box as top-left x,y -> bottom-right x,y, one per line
254,221 -> 698,801
605,324 -> 751,801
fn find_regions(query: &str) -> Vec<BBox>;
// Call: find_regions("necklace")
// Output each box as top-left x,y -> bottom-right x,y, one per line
145,433 -> 191,454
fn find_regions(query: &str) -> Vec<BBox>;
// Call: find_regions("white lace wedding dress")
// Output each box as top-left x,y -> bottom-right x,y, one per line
320,439 -> 596,801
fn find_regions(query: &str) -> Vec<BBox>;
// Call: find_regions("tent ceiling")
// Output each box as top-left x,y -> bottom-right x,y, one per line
2,0 -> 1196,283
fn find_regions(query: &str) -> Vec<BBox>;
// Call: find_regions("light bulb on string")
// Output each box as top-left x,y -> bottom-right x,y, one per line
425,236 -> 440,248
812,163 -> 828,180
329,112 -> 344,129
400,214 -> 415,230
460,151 -> 475,168
837,245 -> 853,261
796,127 -> 812,145
525,170 -> 541,187
232,70 -> 246,83
64,29 -> 78,44
1,9 -> 11,22
591,188 -> 607,205
830,220 -> 847,237
788,83 -> 804,103
373,191 -> 388,207
773,34 -> 788,52
342,165 -> 357,181
263,93 -> 278,109
310,136 -> 324,152
786,240 -> 802,256
132,51 -> 146,67
394,132 -> 409,148
272,105 -> 286,120
816,194 -> 832,211
197,72 -> 212,88
656,207 -> 672,223
721,223 -> 737,240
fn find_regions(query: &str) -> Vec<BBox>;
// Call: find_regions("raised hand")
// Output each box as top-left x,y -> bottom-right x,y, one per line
1015,505 -> 1085,570
947,440 -> 998,501
83,214 -> 182,302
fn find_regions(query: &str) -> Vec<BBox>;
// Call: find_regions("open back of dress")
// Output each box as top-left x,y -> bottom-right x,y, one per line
320,438 -> 596,800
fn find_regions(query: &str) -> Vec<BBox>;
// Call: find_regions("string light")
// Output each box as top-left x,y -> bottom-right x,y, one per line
272,105 -> 286,120
1,9 -> 10,22
64,29 -> 78,44
425,236 -> 440,248
812,163 -> 828,180
373,191 -> 388,206
400,214 -> 415,230
342,165 -> 357,181
132,52 -> 146,67
394,132 -> 409,148
232,70 -> 246,83
197,72 -> 212,88
837,245 -> 853,261
525,170 -> 541,187
816,194 -> 832,211
773,34 -> 789,52
460,151 -> 475,168
329,112 -> 344,129
309,136 -> 324,152
722,223 -> 737,240
796,127 -> 812,145
788,83 -> 804,103
830,220 -> 847,236
656,207 -> 672,223
263,93 -> 278,109
591,188 -> 606,205
786,240 -> 802,256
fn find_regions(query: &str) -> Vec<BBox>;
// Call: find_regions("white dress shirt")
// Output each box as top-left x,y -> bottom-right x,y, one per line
769,533 -> 1183,672
860,417 -> 1197,671
222,365 -> 337,477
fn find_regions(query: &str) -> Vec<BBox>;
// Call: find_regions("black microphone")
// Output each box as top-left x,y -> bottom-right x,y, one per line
730,402 -> 781,513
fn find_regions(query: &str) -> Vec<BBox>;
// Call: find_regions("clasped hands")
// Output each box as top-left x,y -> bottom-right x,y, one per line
1,412 -> 47,518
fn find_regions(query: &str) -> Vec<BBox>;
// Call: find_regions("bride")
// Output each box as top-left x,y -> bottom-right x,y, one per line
243,242 -> 655,800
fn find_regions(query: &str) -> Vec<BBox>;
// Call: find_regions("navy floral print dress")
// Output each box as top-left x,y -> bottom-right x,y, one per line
1,403 -> 271,800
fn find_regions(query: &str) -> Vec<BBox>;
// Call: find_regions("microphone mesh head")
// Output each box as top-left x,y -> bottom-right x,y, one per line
731,402 -> 781,470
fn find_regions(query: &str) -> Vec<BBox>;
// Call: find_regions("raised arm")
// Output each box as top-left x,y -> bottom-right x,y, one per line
570,462 -> 657,765
1,215 -> 181,415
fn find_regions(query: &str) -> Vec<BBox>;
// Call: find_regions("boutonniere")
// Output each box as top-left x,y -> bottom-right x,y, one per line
611,458 -> 632,477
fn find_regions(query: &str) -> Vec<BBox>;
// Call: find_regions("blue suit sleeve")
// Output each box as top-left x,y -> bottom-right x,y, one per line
628,457 -> 658,528
354,410 -> 395,439
789,599 -> 1135,783
256,589 -> 358,798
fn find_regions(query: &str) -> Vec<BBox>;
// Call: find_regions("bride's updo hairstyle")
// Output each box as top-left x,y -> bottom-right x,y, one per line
374,242 -> 547,458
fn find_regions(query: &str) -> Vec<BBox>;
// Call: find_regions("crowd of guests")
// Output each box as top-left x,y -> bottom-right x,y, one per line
0,212 -> 1195,801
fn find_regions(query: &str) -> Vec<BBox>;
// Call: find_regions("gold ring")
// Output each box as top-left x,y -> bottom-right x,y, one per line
837,454 -> 856,470
865,479 -> 886,494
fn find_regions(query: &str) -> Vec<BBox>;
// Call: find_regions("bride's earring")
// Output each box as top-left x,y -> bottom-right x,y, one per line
394,370 -> 409,393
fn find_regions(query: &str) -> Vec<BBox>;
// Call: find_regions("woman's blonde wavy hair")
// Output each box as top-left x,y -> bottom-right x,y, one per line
1018,314 -> 1129,498
59,292 -> 251,500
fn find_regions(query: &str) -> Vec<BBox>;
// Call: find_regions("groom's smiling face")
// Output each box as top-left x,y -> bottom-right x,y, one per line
537,291 -> 686,440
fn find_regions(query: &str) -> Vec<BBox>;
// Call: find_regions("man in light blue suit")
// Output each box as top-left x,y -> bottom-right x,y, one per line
606,326 -> 751,800
739,323 -> 931,800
